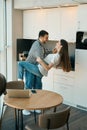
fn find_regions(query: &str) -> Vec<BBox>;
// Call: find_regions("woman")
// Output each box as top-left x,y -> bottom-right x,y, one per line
18,39 -> 71,80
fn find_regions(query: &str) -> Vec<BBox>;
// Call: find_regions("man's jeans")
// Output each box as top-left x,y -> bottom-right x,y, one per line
25,70 -> 35,89
18,61 -> 43,89
25,70 -> 42,89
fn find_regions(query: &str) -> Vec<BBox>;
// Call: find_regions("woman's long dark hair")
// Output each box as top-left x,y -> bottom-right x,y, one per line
57,39 -> 71,72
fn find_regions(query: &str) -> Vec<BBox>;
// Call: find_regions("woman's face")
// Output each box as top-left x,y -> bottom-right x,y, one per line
55,41 -> 62,51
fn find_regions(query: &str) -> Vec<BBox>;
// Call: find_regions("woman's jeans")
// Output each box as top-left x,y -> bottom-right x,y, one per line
18,61 -> 43,89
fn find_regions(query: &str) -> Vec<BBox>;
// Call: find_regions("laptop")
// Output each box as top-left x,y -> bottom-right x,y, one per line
7,89 -> 30,98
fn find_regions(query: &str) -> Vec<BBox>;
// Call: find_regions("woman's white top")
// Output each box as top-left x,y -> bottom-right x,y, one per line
38,53 -> 60,76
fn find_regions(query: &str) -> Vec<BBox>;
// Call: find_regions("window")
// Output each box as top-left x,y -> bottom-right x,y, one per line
0,0 -> 4,51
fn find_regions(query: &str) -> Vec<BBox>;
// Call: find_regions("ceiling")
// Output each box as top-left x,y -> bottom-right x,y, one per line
14,0 -> 87,9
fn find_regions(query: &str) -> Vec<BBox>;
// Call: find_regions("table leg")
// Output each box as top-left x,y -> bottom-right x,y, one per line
42,110 -> 45,114
20,110 -> 23,130
54,107 -> 57,112
17,110 -> 20,130
14,108 -> 18,130
15,109 -> 23,130
0,119 -> 2,130
34,110 -> 36,124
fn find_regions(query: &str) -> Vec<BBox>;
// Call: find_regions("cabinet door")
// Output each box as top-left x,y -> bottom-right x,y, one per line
60,7 -> 77,42
74,50 -> 87,108
42,69 -> 54,91
54,82 -> 74,104
53,69 -> 74,104
77,5 -> 87,31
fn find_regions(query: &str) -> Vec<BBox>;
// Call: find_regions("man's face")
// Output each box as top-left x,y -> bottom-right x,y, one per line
42,34 -> 49,43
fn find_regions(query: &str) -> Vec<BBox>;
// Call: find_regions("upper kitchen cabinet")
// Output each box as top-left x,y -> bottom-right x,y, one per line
60,7 -> 78,42
77,4 -> 87,31
23,6 -> 78,41
14,0 -> 78,10
23,8 -> 61,40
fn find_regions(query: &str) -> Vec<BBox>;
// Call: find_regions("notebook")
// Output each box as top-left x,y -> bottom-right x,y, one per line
7,89 -> 30,98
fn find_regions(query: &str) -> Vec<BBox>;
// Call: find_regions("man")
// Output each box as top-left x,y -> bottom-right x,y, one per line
18,30 -> 49,115
19,30 -> 49,89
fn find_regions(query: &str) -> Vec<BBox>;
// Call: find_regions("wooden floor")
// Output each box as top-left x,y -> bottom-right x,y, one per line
1,104 -> 87,130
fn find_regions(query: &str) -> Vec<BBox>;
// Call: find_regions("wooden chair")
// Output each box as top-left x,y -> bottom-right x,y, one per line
1,80 -> 24,118
6,80 -> 24,90
39,106 -> 71,130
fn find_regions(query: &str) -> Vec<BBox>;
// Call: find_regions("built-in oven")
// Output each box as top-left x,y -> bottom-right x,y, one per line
16,39 -> 35,61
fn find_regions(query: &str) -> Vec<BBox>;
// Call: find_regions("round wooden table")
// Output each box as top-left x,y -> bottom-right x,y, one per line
4,90 -> 63,130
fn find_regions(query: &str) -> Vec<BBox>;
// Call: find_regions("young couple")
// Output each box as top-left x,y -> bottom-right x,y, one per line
18,30 -> 71,115
18,30 -> 71,89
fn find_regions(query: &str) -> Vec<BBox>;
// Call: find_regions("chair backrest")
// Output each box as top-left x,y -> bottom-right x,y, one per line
6,81 -> 24,90
39,107 -> 71,129
0,73 -> 6,96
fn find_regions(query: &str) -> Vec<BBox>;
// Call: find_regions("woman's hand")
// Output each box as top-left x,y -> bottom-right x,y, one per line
36,57 -> 42,63
52,48 -> 57,53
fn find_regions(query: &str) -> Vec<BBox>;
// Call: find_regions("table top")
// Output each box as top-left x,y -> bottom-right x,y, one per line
4,90 -> 63,110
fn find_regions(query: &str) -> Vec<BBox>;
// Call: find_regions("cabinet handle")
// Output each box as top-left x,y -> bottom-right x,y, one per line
62,78 -> 67,80
78,21 -> 80,30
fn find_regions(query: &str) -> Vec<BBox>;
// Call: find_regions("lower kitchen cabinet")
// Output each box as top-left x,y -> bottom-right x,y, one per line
42,69 -> 54,91
42,68 -> 75,105
74,50 -> 87,110
53,69 -> 74,104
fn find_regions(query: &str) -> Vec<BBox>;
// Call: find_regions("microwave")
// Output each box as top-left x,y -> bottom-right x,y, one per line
76,31 -> 87,49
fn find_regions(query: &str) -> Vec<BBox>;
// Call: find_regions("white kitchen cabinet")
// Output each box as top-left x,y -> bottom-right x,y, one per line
77,4 -> 87,31
42,69 -> 54,91
14,0 -> 78,10
53,69 -> 74,104
42,68 -> 75,105
23,8 -> 61,40
74,49 -> 87,109
42,50 -> 87,109
60,7 -> 77,42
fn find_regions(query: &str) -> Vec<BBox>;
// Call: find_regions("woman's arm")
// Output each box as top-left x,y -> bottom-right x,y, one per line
36,57 -> 53,71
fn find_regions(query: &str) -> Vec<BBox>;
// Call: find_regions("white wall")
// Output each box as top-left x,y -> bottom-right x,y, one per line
12,8 -> 23,80
23,6 -> 77,42
0,0 -> 6,76
6,1 -> 23,81
0,0 -> 23,80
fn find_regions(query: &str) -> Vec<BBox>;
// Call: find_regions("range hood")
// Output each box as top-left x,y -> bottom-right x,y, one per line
14,0 -> 87,10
